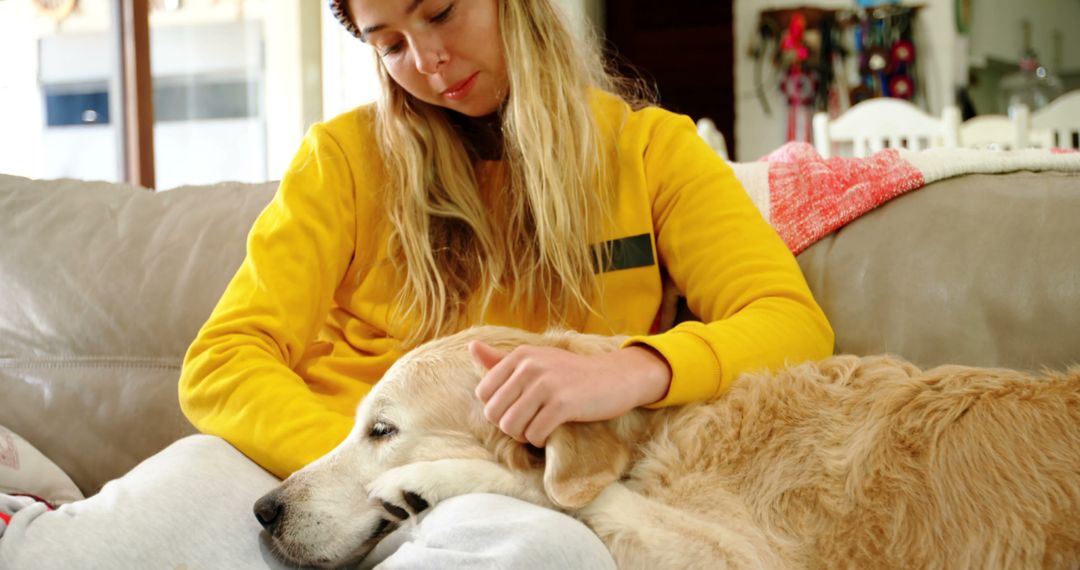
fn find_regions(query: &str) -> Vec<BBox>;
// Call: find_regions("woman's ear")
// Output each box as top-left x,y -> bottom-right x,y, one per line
543,421 -> 629,509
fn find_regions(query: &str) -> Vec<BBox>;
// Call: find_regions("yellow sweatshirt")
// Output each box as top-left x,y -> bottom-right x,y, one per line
179,93 -> 834,479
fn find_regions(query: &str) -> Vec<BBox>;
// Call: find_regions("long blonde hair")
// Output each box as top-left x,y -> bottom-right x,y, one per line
374,0 -> 650,346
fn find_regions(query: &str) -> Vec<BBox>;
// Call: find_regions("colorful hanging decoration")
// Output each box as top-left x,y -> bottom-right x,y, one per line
754,4 -> 924,142
752,7 -> 848,142
852,5 -> 919,102
779,14 -> 816,142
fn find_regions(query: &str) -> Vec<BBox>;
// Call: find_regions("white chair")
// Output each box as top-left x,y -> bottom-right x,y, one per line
812,98 -> 960,158
958,111 -> 1027,150
1030,90 -> 1080,150
696,118 -> 729,160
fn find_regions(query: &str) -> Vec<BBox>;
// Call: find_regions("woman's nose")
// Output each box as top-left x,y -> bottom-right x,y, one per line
413,37 -> 448,75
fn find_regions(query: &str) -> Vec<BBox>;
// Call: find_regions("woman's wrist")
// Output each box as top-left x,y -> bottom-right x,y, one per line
617,345 -> 673,407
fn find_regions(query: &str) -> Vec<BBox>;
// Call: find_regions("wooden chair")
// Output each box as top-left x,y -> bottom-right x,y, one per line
1030,90 -> 1080,150
696,118 -> 729,160
812,98 -> 960,158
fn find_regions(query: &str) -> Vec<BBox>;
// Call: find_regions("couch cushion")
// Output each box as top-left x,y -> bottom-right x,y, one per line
0,423 -> 84,505
797,170 -> 1080,371
0,175 -> 276,359
0,174 -> 276,493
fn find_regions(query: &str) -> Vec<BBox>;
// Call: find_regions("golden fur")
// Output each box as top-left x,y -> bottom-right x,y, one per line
259,326 -> 1080,568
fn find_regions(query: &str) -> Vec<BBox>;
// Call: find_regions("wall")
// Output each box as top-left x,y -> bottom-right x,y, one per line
968,0 -> 1080,72
264,0 -> 324,180
321,3 -> 380,120
734,0 -> 956,161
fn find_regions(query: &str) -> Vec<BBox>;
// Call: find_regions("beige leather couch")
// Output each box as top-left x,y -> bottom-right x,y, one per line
1,170 -> 1078,498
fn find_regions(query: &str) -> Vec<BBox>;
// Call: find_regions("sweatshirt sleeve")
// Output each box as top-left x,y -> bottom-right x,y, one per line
179,123 -> 359,479
625,113 -> 834,406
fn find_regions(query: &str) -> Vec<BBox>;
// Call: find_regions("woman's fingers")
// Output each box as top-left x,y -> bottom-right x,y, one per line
481,367 -> 529,428
522,402 -> 565,447
471,341 -> 511,402
496,385 -> 545,442
471,343 -> 669,444
469,341 -> 505,370
471,342 -> 588,444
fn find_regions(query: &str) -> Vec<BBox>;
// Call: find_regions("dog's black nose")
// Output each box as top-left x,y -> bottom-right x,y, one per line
254,492 -> 285,534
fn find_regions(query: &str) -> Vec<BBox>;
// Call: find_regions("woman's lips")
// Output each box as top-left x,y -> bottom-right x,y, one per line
442,72 -> 479,101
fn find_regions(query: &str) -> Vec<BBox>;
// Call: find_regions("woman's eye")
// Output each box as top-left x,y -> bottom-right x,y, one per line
381,42 -> 404,57
368,421 -> 398,439
430,4 -> 454,24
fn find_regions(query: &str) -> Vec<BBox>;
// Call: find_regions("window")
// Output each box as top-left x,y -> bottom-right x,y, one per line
0,0 -> 124,182
0,0 -> 381,189
150,15 -> 267,189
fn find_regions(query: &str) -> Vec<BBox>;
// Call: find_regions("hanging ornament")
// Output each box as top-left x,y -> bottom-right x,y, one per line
34,0 -> 77,22
890,39 -> 916,66
778,14 -> 817,142
887,39 -> 916,100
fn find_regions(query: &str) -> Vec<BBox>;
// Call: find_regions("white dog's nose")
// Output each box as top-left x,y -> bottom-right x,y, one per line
254,490 -> 285,534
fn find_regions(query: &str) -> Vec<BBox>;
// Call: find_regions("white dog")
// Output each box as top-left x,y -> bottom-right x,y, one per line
255,325 -> 1080,569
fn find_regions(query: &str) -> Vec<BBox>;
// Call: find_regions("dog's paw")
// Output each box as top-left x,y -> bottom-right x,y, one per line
367,463 -> 436,521
375,489 -> 429,522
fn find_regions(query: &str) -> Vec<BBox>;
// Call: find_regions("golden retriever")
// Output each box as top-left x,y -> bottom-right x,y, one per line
254,325 -> 1080,569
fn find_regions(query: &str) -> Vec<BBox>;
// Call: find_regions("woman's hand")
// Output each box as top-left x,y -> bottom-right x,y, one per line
470,341 -> 672,447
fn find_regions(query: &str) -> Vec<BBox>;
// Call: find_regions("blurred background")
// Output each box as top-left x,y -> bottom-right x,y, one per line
0,0 -> 1076,188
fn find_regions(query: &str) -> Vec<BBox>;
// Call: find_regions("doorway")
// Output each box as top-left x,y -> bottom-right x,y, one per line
605,1 -> 736,157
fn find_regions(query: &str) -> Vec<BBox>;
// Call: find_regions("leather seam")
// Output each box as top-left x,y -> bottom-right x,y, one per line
0,357 -> 181,370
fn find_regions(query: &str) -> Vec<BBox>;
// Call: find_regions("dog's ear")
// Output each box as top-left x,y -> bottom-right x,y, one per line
543,421 -> 629,509
485,430 -> 545,472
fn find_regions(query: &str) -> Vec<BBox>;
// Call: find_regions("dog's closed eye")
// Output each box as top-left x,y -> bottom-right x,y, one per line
368,420 -> 398,439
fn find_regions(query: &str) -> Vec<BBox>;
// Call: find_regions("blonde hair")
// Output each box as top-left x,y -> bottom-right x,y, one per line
374,0 -> 651,346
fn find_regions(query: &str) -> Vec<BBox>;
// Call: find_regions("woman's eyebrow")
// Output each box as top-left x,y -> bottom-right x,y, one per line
360,0 -> 425,42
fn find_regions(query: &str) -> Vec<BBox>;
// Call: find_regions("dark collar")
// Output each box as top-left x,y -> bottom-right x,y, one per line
446,110 -> 504,161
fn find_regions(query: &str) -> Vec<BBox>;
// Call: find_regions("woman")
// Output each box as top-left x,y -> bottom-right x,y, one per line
1,1 -> 832,568
183,0 -> 831,563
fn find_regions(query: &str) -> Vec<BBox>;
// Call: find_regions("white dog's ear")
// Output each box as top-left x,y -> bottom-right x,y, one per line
543,422 -> 629,509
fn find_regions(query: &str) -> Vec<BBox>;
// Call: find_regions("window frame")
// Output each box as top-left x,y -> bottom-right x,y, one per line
115,0 -> 155,188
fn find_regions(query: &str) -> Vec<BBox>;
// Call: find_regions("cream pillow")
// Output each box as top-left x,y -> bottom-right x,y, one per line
0,425 -> 84,505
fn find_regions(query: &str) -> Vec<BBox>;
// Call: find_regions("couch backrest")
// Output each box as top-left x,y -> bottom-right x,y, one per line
2,169 -> 1078,494
0,174 -> 277,494
798,170 -> 1080,372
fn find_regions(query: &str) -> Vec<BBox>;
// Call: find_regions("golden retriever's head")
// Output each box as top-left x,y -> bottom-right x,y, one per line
255,325 -> 641,568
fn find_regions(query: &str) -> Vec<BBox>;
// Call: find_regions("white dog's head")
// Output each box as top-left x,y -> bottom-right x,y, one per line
254,325 -> 640,568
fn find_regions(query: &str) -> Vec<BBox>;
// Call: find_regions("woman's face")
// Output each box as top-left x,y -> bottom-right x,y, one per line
350,0 -> 508,117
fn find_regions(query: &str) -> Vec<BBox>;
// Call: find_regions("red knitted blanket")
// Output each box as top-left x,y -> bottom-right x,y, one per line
733,143 -> 1080,255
